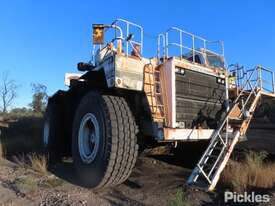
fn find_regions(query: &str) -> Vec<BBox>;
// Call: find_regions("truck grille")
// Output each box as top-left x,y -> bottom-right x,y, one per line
175,69 -> 226,129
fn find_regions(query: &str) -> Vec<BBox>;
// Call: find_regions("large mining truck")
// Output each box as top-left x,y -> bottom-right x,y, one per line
43,19 -> 275,190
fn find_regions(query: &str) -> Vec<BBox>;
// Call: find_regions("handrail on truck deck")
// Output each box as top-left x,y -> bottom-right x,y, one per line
157,27 -> 224,63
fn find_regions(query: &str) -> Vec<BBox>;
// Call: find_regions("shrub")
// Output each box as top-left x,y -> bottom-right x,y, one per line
221,151 -> 275,192
168,189 -> 191,206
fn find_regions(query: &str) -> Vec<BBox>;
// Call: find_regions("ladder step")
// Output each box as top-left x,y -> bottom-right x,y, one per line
229,120 -> 243,126
205,154 -> 220,159
229,116 -> 242,120
151,105 -> 164,108
145,70 -> 161,73
229,117 -> 243,122
146,93 -> 160,96
144,64 -> 165,122
210,146 -> 225,150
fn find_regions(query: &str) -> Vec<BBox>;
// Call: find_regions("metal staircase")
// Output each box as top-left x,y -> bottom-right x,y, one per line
187,65 -> 275,191
144,63 -> 166,122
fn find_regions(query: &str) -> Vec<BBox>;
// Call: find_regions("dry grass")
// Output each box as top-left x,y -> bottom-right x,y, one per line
28,154 -> 48,175
0,143 -> 5,160
40,176 -> 65,188
12,154 -> 65,192
147,146 -> 171,156
221,151 -> 275,192
12,155 -> 27,168
14,174 -> 64,195
15,176 -> 38,193
13,153 -> 48,176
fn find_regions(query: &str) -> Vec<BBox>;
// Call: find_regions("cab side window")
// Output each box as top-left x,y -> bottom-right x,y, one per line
187,54 -> 202,64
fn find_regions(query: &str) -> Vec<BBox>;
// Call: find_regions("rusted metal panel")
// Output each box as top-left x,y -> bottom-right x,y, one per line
175,70 -> 225,102
114,54 -> 150,91
173,58 -> 224,77
160,57 -> 227,129
175,62 -> 226,129
163,127 -> 214,140
161,60 -> 175,128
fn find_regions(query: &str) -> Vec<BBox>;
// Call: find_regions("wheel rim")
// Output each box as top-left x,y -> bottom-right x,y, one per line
43,119 -> 50,147
78,113 -> 100,164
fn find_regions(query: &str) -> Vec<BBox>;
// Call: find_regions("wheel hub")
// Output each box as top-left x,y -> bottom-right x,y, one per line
43,120 -> 50,146
78,113 -> 100,164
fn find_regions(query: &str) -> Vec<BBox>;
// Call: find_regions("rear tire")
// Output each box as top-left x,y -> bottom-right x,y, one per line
72,91 -> 138,189
43,103 -> 64,163
268,111 -> 275,123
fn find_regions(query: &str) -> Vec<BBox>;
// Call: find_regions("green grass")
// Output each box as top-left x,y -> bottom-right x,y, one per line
14,176 -> 38,193
168,189 -> 191,206
39,177 -> 65,188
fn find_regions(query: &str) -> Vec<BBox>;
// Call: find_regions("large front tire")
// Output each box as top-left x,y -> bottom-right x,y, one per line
72,91 -> 138,189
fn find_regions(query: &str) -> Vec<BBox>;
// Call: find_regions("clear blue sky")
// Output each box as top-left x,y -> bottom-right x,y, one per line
0,0 -> 275,108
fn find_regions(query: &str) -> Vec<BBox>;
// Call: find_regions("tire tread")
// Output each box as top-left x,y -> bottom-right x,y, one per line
96,94 -> 138,188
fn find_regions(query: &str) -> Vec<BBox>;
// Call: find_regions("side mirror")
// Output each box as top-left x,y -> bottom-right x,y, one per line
77,62 -> 95,71
92,24 -> 105,44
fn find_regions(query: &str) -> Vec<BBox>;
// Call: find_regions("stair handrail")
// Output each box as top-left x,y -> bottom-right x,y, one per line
188,67 -> 260,185
208,66 -> 258,145
256,65 -> 275,94
188,65 -> 274,189
234,66 -> 258,104
229,64 -> 245,88
157,33 -> 166,63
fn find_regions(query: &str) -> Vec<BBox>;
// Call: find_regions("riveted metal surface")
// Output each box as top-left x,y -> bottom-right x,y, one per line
175,69 -> 226,128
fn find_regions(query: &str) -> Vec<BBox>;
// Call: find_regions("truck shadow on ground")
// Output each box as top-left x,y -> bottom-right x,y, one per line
49,154 -> 190,205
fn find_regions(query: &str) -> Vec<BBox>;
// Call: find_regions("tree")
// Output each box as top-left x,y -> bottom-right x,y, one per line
9,107 -> 32,117
0,72 -> 19,113
29,83 -> 48,113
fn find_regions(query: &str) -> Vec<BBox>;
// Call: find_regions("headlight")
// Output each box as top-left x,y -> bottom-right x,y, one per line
175,66 -> 185,75
217,77 -> 225,85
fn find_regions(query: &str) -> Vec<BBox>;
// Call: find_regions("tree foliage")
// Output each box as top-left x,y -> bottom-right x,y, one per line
29,83 -> 48,113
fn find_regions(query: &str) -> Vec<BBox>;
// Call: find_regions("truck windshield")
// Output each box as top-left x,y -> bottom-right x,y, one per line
207,54 -> 224,68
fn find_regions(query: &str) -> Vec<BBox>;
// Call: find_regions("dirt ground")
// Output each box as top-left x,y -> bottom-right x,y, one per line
0,118 -> 275,206
0,152 -> 200,206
